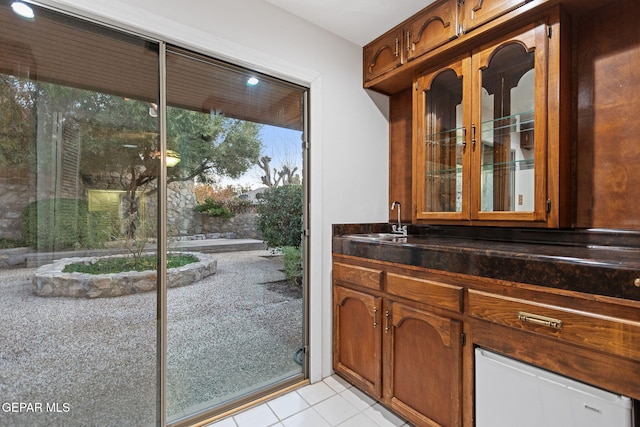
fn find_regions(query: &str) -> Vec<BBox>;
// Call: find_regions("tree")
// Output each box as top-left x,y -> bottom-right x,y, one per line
83,102 -> 263,237
2,79 -> 263,238
257,155 -> 300,187
0,75 -> 36,169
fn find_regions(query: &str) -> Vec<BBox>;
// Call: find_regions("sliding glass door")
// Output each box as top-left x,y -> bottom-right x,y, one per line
0,2 -> 307,426
0,1 -> 159,426
164,48 -> 307,424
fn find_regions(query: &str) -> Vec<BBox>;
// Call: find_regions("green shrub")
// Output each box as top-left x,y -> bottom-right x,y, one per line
21,199 -> 111,250
256,184 -> 302,248
195,197 -> 253,218
0,238 -> 26,249
282,246 -> 303,287
62,253 -> 198,274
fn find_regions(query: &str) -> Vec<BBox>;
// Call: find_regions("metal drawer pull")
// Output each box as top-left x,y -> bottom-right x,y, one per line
518,311 -> 563,329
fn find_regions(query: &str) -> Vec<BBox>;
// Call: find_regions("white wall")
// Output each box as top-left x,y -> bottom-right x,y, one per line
43,0 -> 390,382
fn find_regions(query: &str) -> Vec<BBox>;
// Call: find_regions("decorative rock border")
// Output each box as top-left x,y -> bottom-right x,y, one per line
32,252 -> 217,298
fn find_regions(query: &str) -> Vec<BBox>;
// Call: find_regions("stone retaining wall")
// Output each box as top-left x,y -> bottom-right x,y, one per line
0,170 -> 33,240
0,171 -> 262,244
195,212 -> 262,240
32,252 -> 217,298
155,181 -> 262,239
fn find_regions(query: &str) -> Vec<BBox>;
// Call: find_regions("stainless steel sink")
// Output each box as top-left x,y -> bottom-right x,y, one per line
344,233 -> 407,242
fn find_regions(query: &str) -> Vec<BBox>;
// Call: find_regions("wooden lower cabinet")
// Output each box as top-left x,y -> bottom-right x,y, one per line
333,285 -> 382,398
384,301 -> 462,427
333,259 -> 463,427
333,255 -> 640,427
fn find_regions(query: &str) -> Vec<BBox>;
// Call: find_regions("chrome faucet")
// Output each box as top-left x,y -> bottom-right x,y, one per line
391,201 -> 407,236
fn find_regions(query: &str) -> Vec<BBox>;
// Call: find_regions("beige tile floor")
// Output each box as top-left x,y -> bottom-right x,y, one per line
205,375 -> 414,427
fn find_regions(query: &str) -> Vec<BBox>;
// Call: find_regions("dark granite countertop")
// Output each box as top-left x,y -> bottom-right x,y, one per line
332,224 -> 640,302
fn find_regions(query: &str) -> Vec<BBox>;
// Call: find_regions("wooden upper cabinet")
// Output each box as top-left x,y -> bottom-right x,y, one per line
405,0 -> 458,61
414,9 -> 570,227
459,0 -> 531,34
363,28 -> 404,82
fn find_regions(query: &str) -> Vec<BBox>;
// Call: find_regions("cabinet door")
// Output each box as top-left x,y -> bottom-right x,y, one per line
470,22 -> 548,222
405,0 -> 457,61
363,28 -> 404,82
460,0 -> 530,34
414,55 -> 472,221
383,301 -> 462,427
333,286 -> 382,398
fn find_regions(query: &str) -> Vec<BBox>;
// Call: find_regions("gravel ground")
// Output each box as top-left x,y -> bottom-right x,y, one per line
0,250 -> 303,427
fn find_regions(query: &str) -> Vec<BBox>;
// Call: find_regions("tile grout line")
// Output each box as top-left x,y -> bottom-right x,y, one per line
212,375 -> 401,427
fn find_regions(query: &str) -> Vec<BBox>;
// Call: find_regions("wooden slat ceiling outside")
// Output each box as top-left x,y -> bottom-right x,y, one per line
166,49 -> 304,130
0,2 -> 303,131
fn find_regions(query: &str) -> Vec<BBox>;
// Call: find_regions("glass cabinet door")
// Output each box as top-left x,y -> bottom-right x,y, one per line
471,24 -> 548,222
415,58 -> 471,220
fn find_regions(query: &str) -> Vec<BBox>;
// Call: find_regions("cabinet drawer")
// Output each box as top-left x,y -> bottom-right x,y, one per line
333,262 -> 383,290
468,290 -> 640,361
387,273 -> 463,313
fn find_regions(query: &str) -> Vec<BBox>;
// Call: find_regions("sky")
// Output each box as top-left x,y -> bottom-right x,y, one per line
219,124 -> 304,189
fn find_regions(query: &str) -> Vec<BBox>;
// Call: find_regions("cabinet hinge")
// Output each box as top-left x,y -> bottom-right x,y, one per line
461,332 -> 466,346
457,0 -> 464,6
547,25 -> 552,38
415,81 -> 418,91
546,199 -> 552,214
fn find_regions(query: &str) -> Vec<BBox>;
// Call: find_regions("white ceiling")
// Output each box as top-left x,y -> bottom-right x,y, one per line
265,0 -> 436,46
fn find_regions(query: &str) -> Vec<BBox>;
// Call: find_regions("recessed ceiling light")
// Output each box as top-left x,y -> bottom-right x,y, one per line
247,77 -> 259,86
11,1 -> 35,19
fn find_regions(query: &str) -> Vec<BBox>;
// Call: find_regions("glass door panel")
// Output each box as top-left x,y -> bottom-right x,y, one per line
418,64 -> 469,219
479,43 -> 535,213
165,48 -> 306,423
0,2 -> 159,426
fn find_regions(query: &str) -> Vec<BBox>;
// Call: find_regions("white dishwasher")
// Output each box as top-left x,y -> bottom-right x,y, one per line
475,348 -> 634,427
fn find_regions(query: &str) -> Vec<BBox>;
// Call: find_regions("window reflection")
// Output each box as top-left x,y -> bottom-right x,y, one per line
480,43 -> 535,212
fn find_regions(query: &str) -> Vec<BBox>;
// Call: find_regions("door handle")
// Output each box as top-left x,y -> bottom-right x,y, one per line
472,123 -> 477,148
373,306 -> 378,328
385,310 -> 391,334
